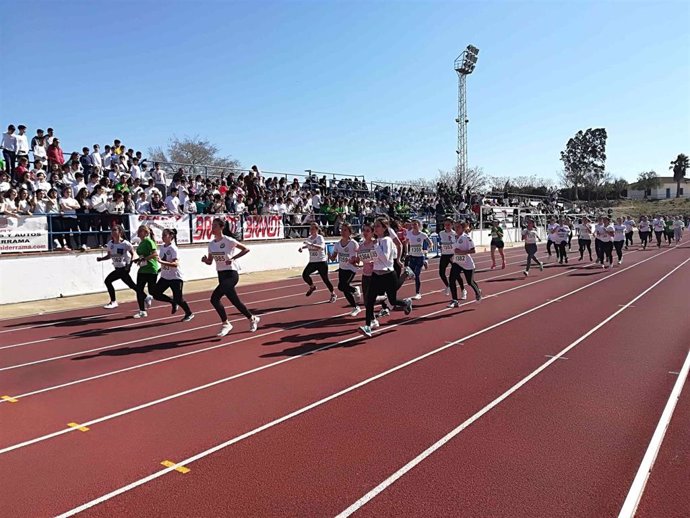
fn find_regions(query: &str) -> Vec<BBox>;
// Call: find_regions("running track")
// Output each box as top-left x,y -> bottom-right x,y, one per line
1,244 -> 688,517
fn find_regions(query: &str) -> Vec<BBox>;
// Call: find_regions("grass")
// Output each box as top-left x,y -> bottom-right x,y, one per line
575,198 -> 690,219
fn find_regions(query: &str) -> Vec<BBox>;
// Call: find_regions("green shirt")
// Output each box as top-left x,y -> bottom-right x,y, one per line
136,237 -> 160,274
491,227 -> 503,239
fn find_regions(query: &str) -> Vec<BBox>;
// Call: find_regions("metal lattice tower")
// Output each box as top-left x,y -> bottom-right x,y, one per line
454,45 -> 479,177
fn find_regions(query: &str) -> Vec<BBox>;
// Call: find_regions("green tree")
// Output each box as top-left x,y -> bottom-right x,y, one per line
670,153 -> 689,198
560,128 -> 608,201
636,171 -> 661,199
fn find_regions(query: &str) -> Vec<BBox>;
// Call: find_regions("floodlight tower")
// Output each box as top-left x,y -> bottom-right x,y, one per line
454,44 -> 479,177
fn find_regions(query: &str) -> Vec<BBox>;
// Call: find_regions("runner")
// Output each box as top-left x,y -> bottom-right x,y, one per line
546,217 -> 559,260
202,218 -> 260,337
594,216 -> 606,264
151,228 -> 194,321
638,215 -> 651,250
521,219 -> 543,277
437,218 -> 456,296
448,221 -> 482,307
613,217 -> 626,265
329,222 -> 361,316
96,224 -> 137,309
576,217 -> 593,261
664,216 -> 674,246
600,216 -> 615,268
652,215 -> 665,248
406,219 -> 432,300
489,219 -> 506,270
351,222 -> 388,328
623,216 -> 635,249
132,225 -> 159,319
299,222 -> 337,302
555,218 -> 571,264
359,218 -> 412,338
567,217 -> 574,251
673,216 -> 685,244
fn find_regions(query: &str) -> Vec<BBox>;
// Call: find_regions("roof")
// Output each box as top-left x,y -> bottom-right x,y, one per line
629,176 -> 688,189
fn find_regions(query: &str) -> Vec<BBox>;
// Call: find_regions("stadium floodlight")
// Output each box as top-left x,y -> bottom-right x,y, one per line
454,44 -> 480,177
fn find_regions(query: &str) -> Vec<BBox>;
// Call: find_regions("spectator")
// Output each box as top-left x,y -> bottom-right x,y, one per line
17,188 -> 34,215
136,192 -> 150,214
34,170 -> 52,192
15,125 -> 30,165
47,137 -> 65,169
164,187 -> 180,214
91,144 -> 102,170
30,128 -> 45,149
1,124 -> 17,176
0,188 -> 18,215
150,191 -> 165,214
33,136 -> 47,164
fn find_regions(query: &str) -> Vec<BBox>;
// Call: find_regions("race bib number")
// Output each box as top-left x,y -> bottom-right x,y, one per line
309,249 -> 320,258
454,254 -> 466,263
409,244 -> 422,255
211,253 -> 227,263
358,250 -> 377,262
441,243 -> 454,253
338,253 -> 350,265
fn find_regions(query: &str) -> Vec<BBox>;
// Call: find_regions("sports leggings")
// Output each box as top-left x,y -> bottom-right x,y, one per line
365,271 -> 406,326
449,263 -> 480,301
438,254 -> 453,287
578,239 -> 592,260
408,256 -> 424,294
602,241 -> 614,265
210,270 -> 253,322
613,241 -> 624,261
153,278 -> 192,316
302,261 -> 334,292
525,243 -> 542,272
625,231 -> 634,247
337,269 -> 357,307
104,267 -> 137,302
136,271 -> 158,311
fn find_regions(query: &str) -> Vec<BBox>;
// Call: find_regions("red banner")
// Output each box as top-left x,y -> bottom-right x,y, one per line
192,214 -> 242,243
243,214 -> 284,241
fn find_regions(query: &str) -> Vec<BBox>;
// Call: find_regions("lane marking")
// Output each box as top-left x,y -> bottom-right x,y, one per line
0,338 -> 54,352
160,460 -> 190,474
545,355 -> 569,360
668,371 -> 679,376
617,347 -> 690,518
1,395 -> 18,403
50,252 -> 685,517
66,423 -> 90,432
336,256 -> 690,518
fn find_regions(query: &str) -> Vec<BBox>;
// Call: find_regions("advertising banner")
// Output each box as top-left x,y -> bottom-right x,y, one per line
0,215 -> 49,253
243,214 -> 284,241
128,214 -> 191,245
192,214 -> 242,243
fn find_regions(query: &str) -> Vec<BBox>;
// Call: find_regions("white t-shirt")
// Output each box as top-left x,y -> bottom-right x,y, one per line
438,230 -> 456,255
556,225 -> 571,244
652,219 -> 665,232
108,240 -> 134,268
594,224 -> 606,240
165,195 -> 180,214
623,219 -> 635,233
304,234 -> 327,262
639,220 -> 650,232
159,243 -> 183,281
208,236 -> 240,272
372,236 -> 395,272
599,225 -> 614,243
547,223 -> 559,241
453,234 -> 476,270
673,219 -> 685,230
407,231 -> 429,257
577,223 -> 592,240
334,239 -> 358,272
522,228 -> 539,244
613,224 -> 626,242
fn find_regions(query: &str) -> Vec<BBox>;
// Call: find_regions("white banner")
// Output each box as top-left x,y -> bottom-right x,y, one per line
243,214 -> 284,241
191,214 -> 242,243
128,214 -> 191,245
0,215 -> 50,253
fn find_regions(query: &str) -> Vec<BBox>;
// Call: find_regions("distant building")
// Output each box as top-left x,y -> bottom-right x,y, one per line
628,176 -> 689,200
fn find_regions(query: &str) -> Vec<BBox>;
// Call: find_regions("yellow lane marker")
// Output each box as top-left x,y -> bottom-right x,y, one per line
161,460 -> 190,474
1,395 -> 18,403
67,422 -> 90,432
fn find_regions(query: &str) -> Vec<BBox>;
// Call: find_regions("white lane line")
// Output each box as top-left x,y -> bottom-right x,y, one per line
53,250 -> 682,518
336,256 -> 690,518
0,262 -> 535,402
0,338 -> 54,351
617,348 -> 690,518
1,248 -> 665,458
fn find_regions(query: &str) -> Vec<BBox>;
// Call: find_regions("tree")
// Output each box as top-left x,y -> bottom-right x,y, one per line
670,153 -> 689,198
437,165 -> 487,194
635,171 -> 661,199
560,128 -> 607,200
148,135 -> 241,177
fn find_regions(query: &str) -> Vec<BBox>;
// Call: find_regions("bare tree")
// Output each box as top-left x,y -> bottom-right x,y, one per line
437,165 -> 487,193
149,135 -> 242,176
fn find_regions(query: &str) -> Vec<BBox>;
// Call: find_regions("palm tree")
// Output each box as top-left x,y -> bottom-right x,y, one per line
670,153 -> 689,198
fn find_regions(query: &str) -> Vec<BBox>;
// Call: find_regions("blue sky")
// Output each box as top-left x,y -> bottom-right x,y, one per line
2,0 -> 688,184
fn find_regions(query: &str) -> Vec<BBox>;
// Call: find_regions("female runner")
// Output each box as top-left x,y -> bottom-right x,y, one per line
623,216 -> 635,249
299,222 -> 337,303
576,217 -> 593,261
406,219 -> 432,300
594,216 -> 606,264
664,217 -> 674,246
97,224 -> 137,309
489,219 -> 506,270
202,218 -> 260,336
652,216 -> 665,248
329,222 -> 361,316
359,218 -> 412,338
555,218 -> 570,264
638,216 -> 651,250
351,222 -> 386,328
448,221 -> 482,307
152,228 -> 194,321
437,218 -> 456,296
521,219 -> 543,276
673,216 -> 685,244
133,225 -> 159,318
613,217 -> 626,265
600,217 -> 615,268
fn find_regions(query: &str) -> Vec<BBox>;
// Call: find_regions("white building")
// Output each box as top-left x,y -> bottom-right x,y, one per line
628,176 -> 689,200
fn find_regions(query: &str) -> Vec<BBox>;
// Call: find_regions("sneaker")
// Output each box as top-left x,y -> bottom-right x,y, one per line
249,316 -> 260,332
447,300 -> 459,308
403,298 -> 413,315
133,310 -> 148,319
618,259 -> 623,265
371,319 -> 380,329
423,260 -> 428,270
359,325 -> 373,338
412,293 -> 421,300
145,295 -> 153,308
353,286 -> 362,303
523,270 -> 528,277
103,301 -> 118,309
182,313 -> 195,322
171,303 -> 178,314
564,257 -> 568,264
306,285 -> 316,297
404,267 -> 414,278
377,308 -> 391,318
350,306 -> 362,317
539,263 -> 544,272
444,286 -> 450,296
502,263 -> 506,270
217,322 -> 233,337
491,264 -> 496,270
475,289 -> 482,302
460,289 -> 468,300
81,244 -> 89,251
329,292 -> 338,303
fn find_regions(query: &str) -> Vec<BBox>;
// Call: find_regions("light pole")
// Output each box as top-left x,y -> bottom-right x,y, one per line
454,44 -> 480,179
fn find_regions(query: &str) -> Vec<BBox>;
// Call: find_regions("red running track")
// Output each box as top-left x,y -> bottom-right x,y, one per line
0,245 -> 687,517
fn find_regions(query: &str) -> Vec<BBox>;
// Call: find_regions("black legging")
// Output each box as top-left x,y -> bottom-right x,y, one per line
602,241 -> 614,265
556,241 -> 568,262
365,271 -> 406,326
625,231 -> 634,247
614,241 -> 624,261
361,275 -> 390,312
578,239 -> 592,260
547,240 -> 556,256
438,254 -> 453,287
449,263 -> 480,300
337,269 -> 357,307
302,261 -> 334,292
525,243 -> 542,271
153,278 -> 192,316
136,271 -> 159,311
105,267 -> 137,302
640,231 -> 649,248
654,230 -> 663,247
595,239 -> 604,263
210,270 -> 253,321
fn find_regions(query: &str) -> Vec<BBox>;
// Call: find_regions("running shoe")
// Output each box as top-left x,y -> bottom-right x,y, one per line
618,259 -> 623,265
377,308 -> 391,318
145,295 -> 153,308
475,289 -> 483,302
133,310 -> 148,319
306,285 -> 316,297
353,286 -> 362,303
350,306 -> 362,317
182,313 -> 195,322
460,289 -> 468,300
329,292 -> 338,303
171,302 -> 178,314
217,322 -> 233,336
447,300 -> 459,308
103,301 -> 118,309
423,260 -> 428,270
404,267 -> 414,278
523,270 -> 528,277
539,263 -> 544,272
371,319 -> 380,329
403,298 -> 413,315
249,316 -> 260,332
502,263 -> 506,270
491,264 -> 496,270
444,286 -> 450,296
359,325 -> 373,338
412,293 -> 422,300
